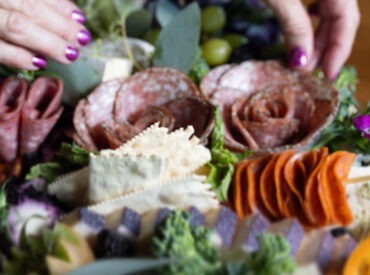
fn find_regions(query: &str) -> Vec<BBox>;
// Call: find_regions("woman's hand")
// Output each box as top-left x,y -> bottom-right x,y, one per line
265,0 -> 360,80
0,0 -> 91,70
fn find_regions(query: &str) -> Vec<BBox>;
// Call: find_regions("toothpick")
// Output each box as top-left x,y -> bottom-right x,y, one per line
345,175 -> 370,184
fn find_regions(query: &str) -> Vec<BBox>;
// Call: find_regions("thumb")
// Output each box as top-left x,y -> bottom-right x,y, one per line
265,0 -> 314,69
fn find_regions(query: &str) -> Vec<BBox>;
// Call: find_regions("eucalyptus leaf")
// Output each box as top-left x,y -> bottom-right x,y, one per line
112,0 -> 146,18
156,0 -> 180,27
126,9 -> 151,38
67,258 -> 172,275
45,59 -> 101,107
153,2 -> 201,73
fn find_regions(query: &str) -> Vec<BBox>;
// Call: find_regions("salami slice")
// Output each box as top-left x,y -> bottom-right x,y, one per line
114,67 -> 200,123
20,77 -> 63,155
0,78 -> 27,162
200,64 -> 233,98
162,97 -> 215,144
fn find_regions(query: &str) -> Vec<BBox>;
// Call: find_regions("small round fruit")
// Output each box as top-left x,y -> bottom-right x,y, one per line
201,6 -> 226,34
224,33 -> 248,49
143,28 -> 161,45
201,38 -> 232,66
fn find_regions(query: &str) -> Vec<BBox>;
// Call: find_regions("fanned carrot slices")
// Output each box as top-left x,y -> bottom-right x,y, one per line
229,147 -> 356,228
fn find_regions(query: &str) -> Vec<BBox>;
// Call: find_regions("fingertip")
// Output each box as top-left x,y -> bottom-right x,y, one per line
289,47 -> 308,68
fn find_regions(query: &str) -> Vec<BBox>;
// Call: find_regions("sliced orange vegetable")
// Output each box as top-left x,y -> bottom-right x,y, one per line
274,150 -> 295,216
246,155 -> 271,217
343,235 -> 370,275
260,153 -> 281,220
231,158 -> 253,218
284,152 -> 306,201
321,151 -> 356,225
304,147 -> 330,226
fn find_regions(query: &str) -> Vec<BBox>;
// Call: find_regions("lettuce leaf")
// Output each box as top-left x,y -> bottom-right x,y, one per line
207,107 -> 251,201
26,143 -> 90,183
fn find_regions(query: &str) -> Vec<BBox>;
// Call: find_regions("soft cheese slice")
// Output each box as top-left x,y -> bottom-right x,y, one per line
346,160 -> 370,240
88,153 -> 166,204
48,167 -> 90,208
88,176 -> 219,218
104,123 -> 211,180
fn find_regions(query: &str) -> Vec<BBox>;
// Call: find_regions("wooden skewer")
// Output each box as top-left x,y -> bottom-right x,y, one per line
345,175 -> 370,184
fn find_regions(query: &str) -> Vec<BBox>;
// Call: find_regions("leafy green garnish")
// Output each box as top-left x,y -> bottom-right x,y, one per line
207,107 -> 251,201
152,210 -> 222,275
26,143 -> 90,183
311,66 -> 370,153
188,47 -> 210,84
225,233 -> 295,275
153,2 -> 201,74
0,183 -> 8,234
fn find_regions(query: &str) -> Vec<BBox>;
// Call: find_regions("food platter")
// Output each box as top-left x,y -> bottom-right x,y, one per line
0,1 -> 370,275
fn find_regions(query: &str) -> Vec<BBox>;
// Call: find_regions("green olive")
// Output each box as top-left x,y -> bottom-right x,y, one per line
201,6 -> 226,34
224,33 -> 248,49
201,38 -> 232,66
143,28 -> 161,45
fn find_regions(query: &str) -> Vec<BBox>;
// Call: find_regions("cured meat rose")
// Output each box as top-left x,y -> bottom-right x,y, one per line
203,60 -> 338,152
20,77 -> 64,154
73,67 -> 215,150
0,78 -> 27,162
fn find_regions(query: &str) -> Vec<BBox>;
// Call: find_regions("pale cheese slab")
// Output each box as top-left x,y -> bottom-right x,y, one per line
88,153 -> 166,204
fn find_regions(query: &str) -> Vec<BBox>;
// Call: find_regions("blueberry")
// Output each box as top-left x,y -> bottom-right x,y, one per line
94,230 -> 134,258
330,227 -> 348,237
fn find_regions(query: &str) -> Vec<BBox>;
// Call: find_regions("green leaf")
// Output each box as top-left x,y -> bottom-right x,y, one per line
153,2 -> 201,73
126,9 -> 151,38
46,59 -> 101,106
112,0 -> 146,18
156,0 -> 180,28
67,258 -> 172,275
25,162 -> 64,183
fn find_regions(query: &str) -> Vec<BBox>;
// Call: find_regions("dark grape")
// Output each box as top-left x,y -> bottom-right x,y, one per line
230,43 -> 261,63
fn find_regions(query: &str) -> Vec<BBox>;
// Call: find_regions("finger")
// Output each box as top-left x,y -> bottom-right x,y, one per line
265,0 -> 314,69
319,1 -> 360,80
0,0 -> 90,48
0,9 -> 79,64
0,39 -> 46,70
44,0 -> 85,22
308,19 -> 331,70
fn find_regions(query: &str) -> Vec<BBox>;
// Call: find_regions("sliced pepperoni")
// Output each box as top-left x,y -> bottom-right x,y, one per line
73,100 -> 97,151
0,78 -> 27,162
20,77 -> 63,155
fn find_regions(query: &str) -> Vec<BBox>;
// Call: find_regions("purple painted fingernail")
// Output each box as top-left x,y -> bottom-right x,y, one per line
330,72 -> 339,82
77,30 -> 91,46
32,55 -> 47,69
71,10 -> 85,24
65,46 -> 79,62
289,47 -> 308,68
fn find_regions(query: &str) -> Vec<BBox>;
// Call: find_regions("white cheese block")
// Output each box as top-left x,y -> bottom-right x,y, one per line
102,58 -> 133,82
89,154 -> 166,204
293,263 -> 322,275
48,167 -> 90,208
88,176 -> 219,216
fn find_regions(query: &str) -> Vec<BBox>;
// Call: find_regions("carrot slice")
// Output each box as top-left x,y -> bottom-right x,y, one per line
304,147 -> 330,226
343,235 -> 370,275
274,150 -> 295,216
260,153 -> 281,220
232,158 -> 253,218
246,155 -> 271,217
321,151 -> 355,225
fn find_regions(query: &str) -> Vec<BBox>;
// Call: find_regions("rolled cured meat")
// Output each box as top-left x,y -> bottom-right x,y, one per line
0,78 -> 27,162
20,77 -> 63,155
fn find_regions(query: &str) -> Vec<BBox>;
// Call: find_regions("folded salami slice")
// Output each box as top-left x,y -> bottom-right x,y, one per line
114,67 -> 200,123
20,77 -> 63,155
0,78 -> 27,162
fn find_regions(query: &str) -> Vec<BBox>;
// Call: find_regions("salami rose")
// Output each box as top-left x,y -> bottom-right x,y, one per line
73,67 -> 215,151
205,61 -> 338,152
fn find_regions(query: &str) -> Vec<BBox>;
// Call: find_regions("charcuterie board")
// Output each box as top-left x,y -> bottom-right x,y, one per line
0,1 -> 370,275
